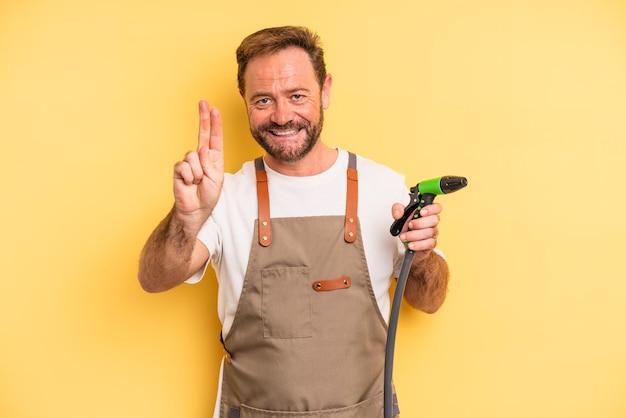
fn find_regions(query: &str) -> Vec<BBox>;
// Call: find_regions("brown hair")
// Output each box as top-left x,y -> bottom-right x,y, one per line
236,26 -> 327,94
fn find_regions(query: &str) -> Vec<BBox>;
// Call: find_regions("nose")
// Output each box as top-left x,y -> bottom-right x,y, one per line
270,99 -> 293,126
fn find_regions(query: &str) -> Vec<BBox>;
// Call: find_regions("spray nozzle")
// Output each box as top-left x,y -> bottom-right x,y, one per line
390,175 -> 468,236
415,175 -> 468,195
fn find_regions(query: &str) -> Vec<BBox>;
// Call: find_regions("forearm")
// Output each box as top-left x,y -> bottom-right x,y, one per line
403,251 -> 449,314
138,207 -> 202,293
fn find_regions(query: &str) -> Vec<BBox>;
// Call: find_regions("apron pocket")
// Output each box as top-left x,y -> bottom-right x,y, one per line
238,392 -> 385,417
261,267 -> 312,339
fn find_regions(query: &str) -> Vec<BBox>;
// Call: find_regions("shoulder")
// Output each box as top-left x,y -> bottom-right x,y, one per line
223,160 -> 257,188
352,153 -> 402,177
212,160 -> 258,214
352,152 -> 406,193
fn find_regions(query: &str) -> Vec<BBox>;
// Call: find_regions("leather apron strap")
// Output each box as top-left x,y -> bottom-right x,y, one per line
254,158 -> 271,247
254,153 -> 359,246
344,152 -> 358,243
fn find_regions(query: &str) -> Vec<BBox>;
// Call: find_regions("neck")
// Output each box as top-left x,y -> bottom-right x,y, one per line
264,143 -> 338,177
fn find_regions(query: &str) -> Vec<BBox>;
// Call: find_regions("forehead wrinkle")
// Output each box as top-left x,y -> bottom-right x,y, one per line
249,70 -> 303,95
244,48 -> 319,98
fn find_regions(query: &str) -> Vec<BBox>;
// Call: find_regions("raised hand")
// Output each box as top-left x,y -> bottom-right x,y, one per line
173,101 -> 224,222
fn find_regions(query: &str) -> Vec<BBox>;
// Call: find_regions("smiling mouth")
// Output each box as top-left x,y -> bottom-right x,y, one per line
268,128 -> 300,137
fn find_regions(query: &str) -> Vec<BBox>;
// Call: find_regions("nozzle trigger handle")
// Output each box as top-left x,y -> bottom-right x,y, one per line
390,204 -> 416,237
389,193 -> 437,236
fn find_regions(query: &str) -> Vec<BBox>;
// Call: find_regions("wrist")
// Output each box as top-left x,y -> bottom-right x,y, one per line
170,205 -> 210,238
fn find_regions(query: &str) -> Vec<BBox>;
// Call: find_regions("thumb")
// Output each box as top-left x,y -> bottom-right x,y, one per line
391,202 -> 406,220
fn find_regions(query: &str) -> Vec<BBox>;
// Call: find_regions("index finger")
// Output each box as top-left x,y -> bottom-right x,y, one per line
197,100 -> 211,151
209,107 -> 223,154
419,202 -> 443,217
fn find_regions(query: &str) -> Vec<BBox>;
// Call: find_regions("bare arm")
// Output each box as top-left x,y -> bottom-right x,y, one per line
403,251 -> 449,314
138,101 -> 223,292
138,209 -> 210,292
392,202 -> 449,313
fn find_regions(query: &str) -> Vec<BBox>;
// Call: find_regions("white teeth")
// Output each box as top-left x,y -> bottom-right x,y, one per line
271,129 -> 298,136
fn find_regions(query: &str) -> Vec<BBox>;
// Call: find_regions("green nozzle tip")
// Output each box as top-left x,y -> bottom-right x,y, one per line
417,177 -> 444,195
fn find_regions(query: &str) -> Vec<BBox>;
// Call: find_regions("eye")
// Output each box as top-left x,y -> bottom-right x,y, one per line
257,98 -> 271,105
292,94 -> 303,101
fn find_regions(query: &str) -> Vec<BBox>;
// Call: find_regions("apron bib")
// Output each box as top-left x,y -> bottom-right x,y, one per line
219,154 -> 399,417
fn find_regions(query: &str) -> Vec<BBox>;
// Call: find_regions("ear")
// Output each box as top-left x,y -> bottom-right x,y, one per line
239,89 -> 245,98
321,74 -> 332,110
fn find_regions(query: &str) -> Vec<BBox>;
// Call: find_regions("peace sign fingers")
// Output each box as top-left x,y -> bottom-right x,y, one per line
197,100 -> 224,175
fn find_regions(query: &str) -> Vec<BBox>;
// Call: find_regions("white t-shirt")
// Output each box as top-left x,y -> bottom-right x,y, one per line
188,149 -> 410,335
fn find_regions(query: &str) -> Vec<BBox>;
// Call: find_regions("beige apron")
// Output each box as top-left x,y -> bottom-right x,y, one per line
219,154 -> 399,417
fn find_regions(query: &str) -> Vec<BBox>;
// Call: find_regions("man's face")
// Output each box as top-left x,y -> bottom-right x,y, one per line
241,47 -> 331,163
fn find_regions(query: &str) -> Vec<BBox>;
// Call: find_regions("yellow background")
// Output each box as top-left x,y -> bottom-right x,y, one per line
2,0 -> 625,416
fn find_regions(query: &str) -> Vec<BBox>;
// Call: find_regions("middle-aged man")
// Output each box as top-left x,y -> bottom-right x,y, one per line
139,25 -> 449,418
